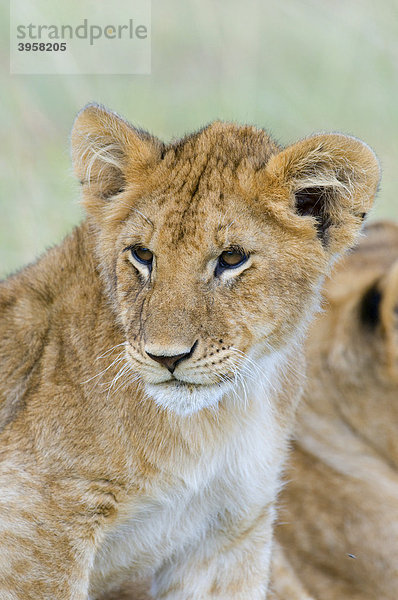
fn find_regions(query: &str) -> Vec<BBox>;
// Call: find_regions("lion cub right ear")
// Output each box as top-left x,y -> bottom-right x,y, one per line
71,103 -> 163,217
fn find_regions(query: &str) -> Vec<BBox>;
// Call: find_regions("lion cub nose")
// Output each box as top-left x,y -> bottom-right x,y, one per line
146,342 -> 197,373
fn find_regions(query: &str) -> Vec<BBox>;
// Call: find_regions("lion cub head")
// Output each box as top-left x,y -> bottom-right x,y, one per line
71,104 -> 379,415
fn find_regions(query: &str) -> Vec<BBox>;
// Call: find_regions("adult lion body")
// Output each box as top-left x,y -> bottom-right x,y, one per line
0,104 -> 379,599
276,221 -> 398,600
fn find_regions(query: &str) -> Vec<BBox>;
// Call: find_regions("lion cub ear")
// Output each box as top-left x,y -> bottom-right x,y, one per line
265,134 -> 381,253
71,103 -> 163,216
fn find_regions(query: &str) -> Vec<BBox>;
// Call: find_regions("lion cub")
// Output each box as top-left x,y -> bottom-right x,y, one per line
276,221 -> 398,600
0,104 -> 379,599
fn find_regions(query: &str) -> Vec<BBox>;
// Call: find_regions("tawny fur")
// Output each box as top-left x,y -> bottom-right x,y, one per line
276,221 -> 398,600
0,104 -> 379,599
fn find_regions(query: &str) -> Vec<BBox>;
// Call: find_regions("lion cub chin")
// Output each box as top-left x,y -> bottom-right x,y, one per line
0,104 -> 379,600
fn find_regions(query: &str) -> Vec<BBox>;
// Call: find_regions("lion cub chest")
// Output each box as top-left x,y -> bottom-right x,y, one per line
91,400 -> 282,593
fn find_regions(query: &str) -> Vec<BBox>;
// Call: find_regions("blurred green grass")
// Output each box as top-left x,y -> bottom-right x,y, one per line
1,0 -> 397,277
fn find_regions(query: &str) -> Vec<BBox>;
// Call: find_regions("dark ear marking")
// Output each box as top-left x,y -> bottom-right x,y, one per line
360,283 -> 382,328
295,187 -> 330,244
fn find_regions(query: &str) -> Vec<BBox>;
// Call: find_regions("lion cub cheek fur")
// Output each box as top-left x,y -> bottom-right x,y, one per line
0,103 -> 379,600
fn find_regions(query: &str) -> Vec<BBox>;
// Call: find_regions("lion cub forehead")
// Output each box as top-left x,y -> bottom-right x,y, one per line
165,121 -> 280,170
123,123 -> 280,247
131,176 -> 266,253
130,193 -> 261,254
139,123 -> 279,221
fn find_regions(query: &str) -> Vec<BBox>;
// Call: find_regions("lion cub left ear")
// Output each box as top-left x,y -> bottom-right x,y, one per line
265,133 -> 381,253
71,103 -> 163,217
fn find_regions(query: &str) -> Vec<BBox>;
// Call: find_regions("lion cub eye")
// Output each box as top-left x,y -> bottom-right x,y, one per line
215,248 -> 249,276
130,246 -> 153,268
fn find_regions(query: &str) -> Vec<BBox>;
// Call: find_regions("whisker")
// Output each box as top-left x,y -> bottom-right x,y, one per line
228,346 -> 281,400
81,350 -> 126,385
95,342 -> 127,361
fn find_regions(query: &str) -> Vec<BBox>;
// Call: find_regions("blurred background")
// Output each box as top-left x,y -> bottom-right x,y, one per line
1,0 -> 397,278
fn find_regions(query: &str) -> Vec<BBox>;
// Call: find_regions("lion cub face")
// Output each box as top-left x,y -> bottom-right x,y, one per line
71,105 -> 379,414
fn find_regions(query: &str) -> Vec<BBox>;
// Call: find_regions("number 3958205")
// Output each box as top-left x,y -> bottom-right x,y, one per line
18,42 -> 67,51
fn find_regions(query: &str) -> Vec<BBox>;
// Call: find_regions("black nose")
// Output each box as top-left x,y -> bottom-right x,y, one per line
146,342 -> 197,373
